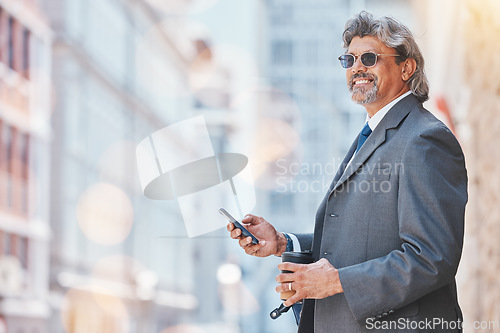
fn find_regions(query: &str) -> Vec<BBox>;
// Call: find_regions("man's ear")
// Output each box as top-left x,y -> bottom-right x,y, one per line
402,58 -> 417,81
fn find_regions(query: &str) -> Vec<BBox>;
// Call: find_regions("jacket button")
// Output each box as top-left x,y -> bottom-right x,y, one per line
330,214 -> 338,217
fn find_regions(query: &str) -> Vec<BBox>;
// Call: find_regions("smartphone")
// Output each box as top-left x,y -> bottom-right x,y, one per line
219,208 -> 259,245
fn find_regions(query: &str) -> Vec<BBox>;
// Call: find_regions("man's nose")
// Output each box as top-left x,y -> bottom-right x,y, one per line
351,56 -> 367,73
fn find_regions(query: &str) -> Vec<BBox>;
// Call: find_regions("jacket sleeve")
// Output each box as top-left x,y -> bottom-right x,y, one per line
338,124 -> 468,325
294,233 -> 314,252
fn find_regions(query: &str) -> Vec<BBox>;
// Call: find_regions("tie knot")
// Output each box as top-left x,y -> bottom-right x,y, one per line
361,123 -> 372,137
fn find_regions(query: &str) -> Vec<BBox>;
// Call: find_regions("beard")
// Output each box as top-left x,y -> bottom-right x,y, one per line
348,73 -> 378,104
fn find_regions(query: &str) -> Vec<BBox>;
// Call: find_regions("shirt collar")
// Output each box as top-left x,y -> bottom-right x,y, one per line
366,91 -> 412,131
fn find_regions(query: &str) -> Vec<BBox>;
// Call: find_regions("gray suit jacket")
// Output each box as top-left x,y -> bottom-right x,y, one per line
295,94 -> 468,332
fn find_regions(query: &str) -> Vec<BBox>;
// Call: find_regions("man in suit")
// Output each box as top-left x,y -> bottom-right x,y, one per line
228,11 -> 467,332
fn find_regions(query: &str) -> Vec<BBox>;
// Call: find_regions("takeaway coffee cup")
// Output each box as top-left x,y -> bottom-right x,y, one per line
279,251 -> 314,300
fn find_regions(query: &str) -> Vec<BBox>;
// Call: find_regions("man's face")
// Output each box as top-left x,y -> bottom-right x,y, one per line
346,36 -> 408,114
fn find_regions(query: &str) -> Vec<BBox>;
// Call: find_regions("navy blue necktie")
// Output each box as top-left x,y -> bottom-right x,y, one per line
355,122 -> 372,153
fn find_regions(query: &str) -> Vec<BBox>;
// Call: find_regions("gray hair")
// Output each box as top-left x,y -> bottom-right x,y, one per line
342,11 -> 429,102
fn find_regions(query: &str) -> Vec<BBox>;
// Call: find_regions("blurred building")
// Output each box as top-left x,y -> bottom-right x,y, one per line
415,0 -> 500,329
35,0 -> 234,332
0,0 -> 52,332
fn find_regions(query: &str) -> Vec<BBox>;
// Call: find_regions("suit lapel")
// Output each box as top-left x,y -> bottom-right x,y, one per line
330,94 -> 418,194
331,140 -> 357,189
332,129 -> 386,192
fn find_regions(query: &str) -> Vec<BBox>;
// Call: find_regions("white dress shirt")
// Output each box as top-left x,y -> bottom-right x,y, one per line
345,91 -> 413,168
365,91 -> 412,134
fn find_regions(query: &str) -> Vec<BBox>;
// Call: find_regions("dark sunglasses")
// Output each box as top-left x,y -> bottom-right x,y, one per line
338,52 -> 399,69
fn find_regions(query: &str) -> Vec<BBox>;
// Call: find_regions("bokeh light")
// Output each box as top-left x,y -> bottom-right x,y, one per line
76,183 -> 134,245
218,281 -> 260,316
61,286 -> 130,333
160,324 -> 206,333
217,263 -> 242,285
91,255 -> 143,283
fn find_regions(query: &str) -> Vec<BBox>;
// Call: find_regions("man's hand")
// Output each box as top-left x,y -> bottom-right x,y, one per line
227,214 -> 287,257
275,258 -> 344,306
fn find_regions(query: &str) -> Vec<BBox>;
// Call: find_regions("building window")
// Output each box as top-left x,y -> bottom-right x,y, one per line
0,233 -> 28,270
271,40 -> 293,65
0,230 -> 4,255
0,124 -> 29,215
0,8 -> 10,66
0,121 -> 4,208
18,236 -> 28,269
7,16 -> 14,70
4,232 -> 11,255
18,133 -> 29,214
9,234 -> 17,258
305,40 -> 318,65
271,5 -> 294,25
3,125 -> 13,209
0,10 -> 31,78
22,28 -> 30,79
0,8 -> 3,62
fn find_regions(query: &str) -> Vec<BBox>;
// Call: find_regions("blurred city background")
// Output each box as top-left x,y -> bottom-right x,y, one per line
0,0 -> 498,332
